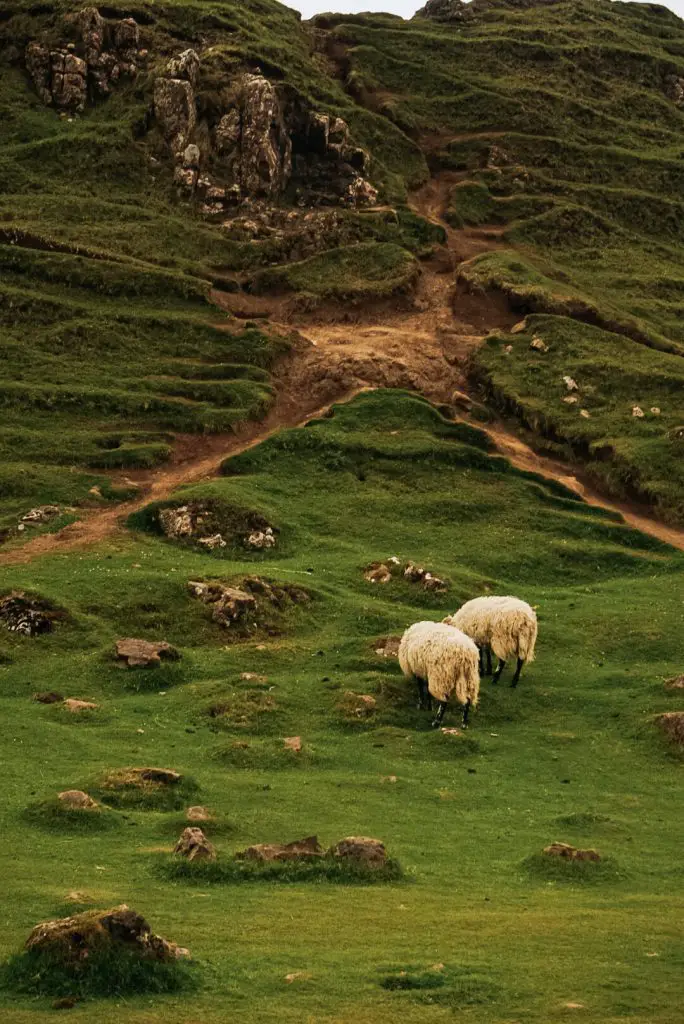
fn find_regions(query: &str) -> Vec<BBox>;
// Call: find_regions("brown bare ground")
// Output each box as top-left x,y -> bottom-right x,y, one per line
3,169 -> 684,565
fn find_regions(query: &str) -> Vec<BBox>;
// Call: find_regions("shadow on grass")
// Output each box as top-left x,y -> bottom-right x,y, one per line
22,799 -> 120,833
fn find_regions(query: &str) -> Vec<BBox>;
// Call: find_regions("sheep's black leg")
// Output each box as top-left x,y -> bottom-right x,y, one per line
492,658 -> 506,684
462,698 -> 472,729
486,647 -> 492,676
431,701 -> 447,728
478,645 -> 486,675
416,676 -> 432,711
510,657 -> 524,688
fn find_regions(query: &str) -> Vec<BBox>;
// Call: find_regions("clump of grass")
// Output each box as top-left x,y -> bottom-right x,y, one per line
0,945 -> 196,1000
122,662 -> 188,694
523,852 -> 624,884
205,690 -> 279,731
249,243 -> 419,301
213,738 -> 315,769
23,798 -> 119,833
554,811 -> 614,830
155,854 -> 404,885
93,770 -> 199,811
379,963 -> 501,1006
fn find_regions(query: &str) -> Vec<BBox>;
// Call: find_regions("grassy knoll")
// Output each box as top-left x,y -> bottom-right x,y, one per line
0,391 -> 682,1021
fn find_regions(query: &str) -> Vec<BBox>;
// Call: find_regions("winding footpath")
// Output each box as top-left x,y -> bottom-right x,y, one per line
3,173 -> 684,566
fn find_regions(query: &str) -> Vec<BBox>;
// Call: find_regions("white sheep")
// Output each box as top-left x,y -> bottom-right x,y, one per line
398,621 -> 480,728
443,595 -> 537,687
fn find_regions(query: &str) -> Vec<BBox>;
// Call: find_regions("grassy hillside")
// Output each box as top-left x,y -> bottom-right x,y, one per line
1,391 -> 683,1022
317,0 -> 684,516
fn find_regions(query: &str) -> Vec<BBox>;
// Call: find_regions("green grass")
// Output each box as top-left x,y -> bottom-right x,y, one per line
156,853 -> 404,885
0,390 -> 683,1022
249,242 -> 420,302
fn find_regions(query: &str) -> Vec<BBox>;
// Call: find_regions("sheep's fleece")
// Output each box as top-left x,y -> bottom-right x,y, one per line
399,621 -> 480,706
444,596 -> 537,663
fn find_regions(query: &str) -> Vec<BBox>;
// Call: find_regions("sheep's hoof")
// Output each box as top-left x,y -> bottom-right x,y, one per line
430,719 -> 441,729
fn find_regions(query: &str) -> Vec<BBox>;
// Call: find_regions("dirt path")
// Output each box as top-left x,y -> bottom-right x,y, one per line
4,170 -> 684,565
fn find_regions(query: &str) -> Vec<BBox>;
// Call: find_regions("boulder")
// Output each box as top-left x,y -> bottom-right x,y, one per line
174,827 -> 216,861
21,505 -> 61,524
25,904 -> 188,963
57,790 -> 99,810
365,563 -> 392,584
74,6 -> 105,63
113,17 -> 140,59
165,49 -> 200,87
328,836 -> 387,867
188,580 -> 257,627
63,698 -> 99,713
154,78 -> 197,157
25,42 -> 53,104
115,638 -> 180,668
245,527 -> 276,549
543,842 -> 600,862
198,533 -> 227,550
237,835 -> 324,862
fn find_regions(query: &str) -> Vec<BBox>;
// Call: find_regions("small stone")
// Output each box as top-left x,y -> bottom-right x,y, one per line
650,406 -> 661,416
62,698 -> 98,713
115,638 -> 180,668
198,533 -> 227,550
441,727 -> 463,736
563,375 -> 579,391
563,1003 -> 586,1010
510,319 -> 528,334
664,675 -> 684,689
174,827 -> 216,861
381,775 -> 398,783
186,805 -> 212,822
543,842 -> 600,862
364,563 -> 392,584
89,486 -> 102,497
285,972 -> 312,983
579,409 -> 591,419
237,835 -> 324,862
504,344 -> 513,354
328,836 -> 387,867
33,691 -> 64,704
563,395 -> 579,404
283,736 -> 302,752
530,336 -> 548,353
65,891 -> 90,903
241,672 -> 268,683
57,790 -> 99,810
632,405 -> 645,418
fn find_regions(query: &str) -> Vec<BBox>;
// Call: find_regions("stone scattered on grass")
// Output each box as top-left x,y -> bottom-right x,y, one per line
580,409 -> 591,419
115,638 -> 180,668
240,672 -> 268,683
375,636 -> 401,658
57,790 -> 99,810
441,727 -> 463,737
25,905 -> 189,963
543,842 -> 600,862
563,395 -> 578,405
285,971 -> 312,983
665,675 -> 684,690
651,406 -> 661,416
655,711 -> 684,746
21,505 -> 61,525
174,827 -> 216,862
33,691 -> 64,704
283,735 -> 302,752
563,375 -> 578,391
63,699 -> 99,713
363,559 -> 448,592
338,691 -> 377,719
186,805 -> 213,823
530,336 -> 548,353
632,405 -> 645,418
158,501 -> 277,551
198,533 -> 226,550
237,835 -> 324,862
328,836 -> 388,867
0,591 -> 61,636
189,576 -> 309,629
246,527 -> 276,549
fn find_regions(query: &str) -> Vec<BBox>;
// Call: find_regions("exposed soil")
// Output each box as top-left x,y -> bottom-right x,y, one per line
4,169 -> 684,565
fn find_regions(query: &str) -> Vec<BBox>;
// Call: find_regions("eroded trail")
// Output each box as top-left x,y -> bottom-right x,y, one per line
4,171 -> 684,565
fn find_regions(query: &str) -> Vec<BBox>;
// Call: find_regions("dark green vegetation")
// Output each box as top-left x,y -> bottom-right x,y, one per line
156,852 -> 404,884
1,391 -> 683,1022
2,945 -> 196,1000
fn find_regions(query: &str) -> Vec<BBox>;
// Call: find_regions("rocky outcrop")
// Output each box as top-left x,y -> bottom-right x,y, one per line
25,905 -> 189,963
153,49 -> 199,158
187,580 -> 257,627
174,827 -> 216,861
665,74 -> 684,106
237,835 -> 324,862
329,836 -> 388,867
25,7 -> 143,113
0,591 -> 60,636
543,842 -> 601,862
115,638 -> 180,668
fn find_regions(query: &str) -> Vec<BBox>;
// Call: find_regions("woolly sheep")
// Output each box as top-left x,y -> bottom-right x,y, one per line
398,621 -> 480,728
443,595 -> 537,687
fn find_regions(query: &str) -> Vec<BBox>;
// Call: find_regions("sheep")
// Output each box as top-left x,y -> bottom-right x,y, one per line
398,621 -> 480,728
443,595 -> 537,687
